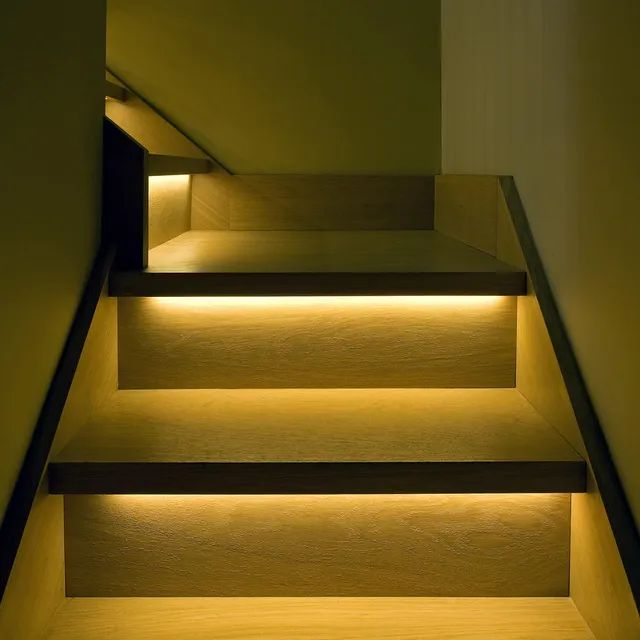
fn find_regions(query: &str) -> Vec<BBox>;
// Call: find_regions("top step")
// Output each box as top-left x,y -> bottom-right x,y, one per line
110,230 -> 527,296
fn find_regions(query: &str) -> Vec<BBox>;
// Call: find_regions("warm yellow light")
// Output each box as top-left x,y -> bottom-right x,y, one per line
148,175 -> 191,187
108,493 -> 566,501
150,295 -> 503,309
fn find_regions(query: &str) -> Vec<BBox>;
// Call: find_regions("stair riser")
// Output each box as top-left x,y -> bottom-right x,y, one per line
65,493 -> 569,597
118,296 -> 516,389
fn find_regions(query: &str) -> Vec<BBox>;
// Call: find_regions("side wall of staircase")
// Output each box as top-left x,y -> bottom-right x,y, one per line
441,4 -> 640,637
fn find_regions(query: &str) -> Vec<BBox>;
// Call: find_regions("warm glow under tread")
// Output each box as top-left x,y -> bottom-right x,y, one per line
50,389 -> 585,494
110,230 -> 526,296
44,597 -> 595,639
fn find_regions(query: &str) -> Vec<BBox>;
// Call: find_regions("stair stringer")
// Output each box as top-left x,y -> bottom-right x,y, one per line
435,173 -> 640,640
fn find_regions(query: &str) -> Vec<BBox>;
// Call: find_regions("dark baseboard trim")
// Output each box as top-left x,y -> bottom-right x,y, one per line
0,246 -> 114,601
500,175 -> 640,607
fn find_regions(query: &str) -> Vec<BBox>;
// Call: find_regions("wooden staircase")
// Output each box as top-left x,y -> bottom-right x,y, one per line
13,74 -> 622,639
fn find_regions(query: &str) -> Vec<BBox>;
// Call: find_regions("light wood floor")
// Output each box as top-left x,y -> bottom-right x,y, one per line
147,230 -> 521,273
44,597 -> 595,639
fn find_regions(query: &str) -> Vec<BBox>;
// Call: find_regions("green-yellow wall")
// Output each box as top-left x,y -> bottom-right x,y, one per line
107,0 -> 441,174
442,0 -> 640,523
0,2 -> 106,517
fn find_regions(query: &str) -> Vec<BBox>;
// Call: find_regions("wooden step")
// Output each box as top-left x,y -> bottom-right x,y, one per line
49,389 -> 585,494
117,295 -> 517,389
63,493 -> 570,596
44,598 -> 595,639
109,230 -> 527,296
148,154 -> 211,176
105,79 -> 129,102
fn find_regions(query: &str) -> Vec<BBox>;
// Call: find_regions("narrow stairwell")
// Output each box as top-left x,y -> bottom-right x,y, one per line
39,76 -> 597,639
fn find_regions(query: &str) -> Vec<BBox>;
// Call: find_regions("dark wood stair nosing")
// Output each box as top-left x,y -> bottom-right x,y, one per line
109,270 -> 527,297
48,460 -> 586,495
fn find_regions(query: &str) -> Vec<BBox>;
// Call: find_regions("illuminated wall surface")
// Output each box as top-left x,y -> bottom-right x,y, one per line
106,0 -> 442,174
0,0 -> 106,518
442,0 -> 640,523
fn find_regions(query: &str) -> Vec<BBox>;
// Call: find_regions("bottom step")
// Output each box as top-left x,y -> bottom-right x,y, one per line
45,598 -> 594,639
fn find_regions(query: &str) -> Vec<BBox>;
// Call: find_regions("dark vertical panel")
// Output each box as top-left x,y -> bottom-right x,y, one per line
102,117 -> 148,270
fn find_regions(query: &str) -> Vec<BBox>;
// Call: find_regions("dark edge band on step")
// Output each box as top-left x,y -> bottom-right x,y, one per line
48,460 -> 586,495
0,246 -> 114,601
109,270 -> 527,297
501,175 -> 640,608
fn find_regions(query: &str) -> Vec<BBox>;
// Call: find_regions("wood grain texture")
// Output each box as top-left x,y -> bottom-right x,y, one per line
50,389 -> 585,494
517,292 -> 585,458
0,484 -> 64,640
500,176 -> 640,633
146,230 -> 518,274
517,288 -> 640,636
148,155 -> 211,176
118,296 -> 517,389
148,176 -> 191,250
191,173 -> 230,230
191,175 -> 434,231
64,494 -> 570,597
44,597 -> 595,640
51,287 -> 118,458
55,388 -> 582,463
496,183 -> 527,269
228,176 -> 434,230
110,229 -> 527,296
572,471 -> 640,640
435,175 -> 499,255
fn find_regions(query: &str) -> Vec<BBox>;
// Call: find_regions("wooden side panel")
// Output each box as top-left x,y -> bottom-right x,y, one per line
64,494 -> 570,597
0,288 -> 117,639
0,484 -> 64,640
503,184 -> 640,636
572,472 -> 640,640
52,288 -> 118,458
496,186 -> 526,270
148,176 -> 192,250
44,598 -> 595,640
435,175 -> 499,254
516,289 -> 640,638
191,173 -> 231,230
516,293 -> 585,458
191,175 -> 434,231
118,296 -> 517,389
105,76 -> 208,160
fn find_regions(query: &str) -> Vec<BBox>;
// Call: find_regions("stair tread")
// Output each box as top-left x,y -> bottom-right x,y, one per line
45,597 -> 595,639
110,230 -> 526,295
50,389 -> 585,494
